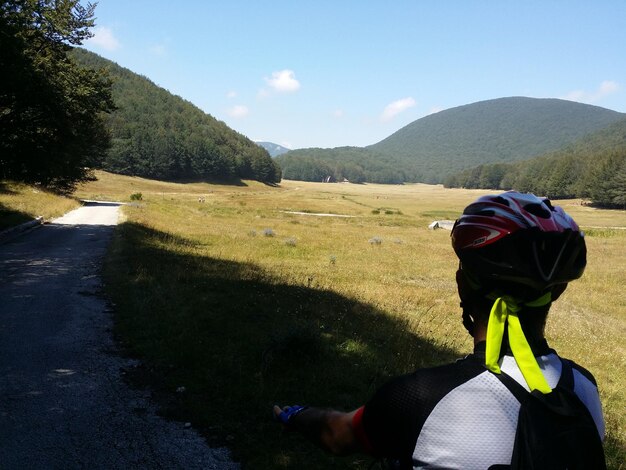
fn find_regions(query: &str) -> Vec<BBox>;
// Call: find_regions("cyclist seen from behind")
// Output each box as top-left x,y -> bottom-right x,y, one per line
273,191 -> 606,469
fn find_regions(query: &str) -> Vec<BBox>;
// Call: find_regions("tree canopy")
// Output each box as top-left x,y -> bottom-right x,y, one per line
71,49 -> 281,184
0,0 -> 114,192
278,98 -> 624,185
444,118 -> 626,208
276,147 -> 411,184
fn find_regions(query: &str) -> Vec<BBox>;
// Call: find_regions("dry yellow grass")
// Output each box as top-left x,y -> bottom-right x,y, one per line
0,181 -> 80,230
77,172 -> 626,468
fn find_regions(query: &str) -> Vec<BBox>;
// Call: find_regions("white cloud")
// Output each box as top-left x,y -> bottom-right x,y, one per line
265,70 -> 301,93
332,109 -> 344,118
562,80 -> 620,104
227,91 -> 237,99
87,26 -> 120,51
380,97 -> 416,122
599,80 -> 619,96
227,105 -> 249,118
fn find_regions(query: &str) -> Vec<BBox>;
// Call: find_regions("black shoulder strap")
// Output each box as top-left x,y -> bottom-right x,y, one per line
492,368 -> 530,404
492,357 -> 575,400
557,358 -> 574,390
493,358 -> 588,419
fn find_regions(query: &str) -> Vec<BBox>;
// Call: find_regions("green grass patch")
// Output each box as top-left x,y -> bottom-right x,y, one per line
83,173 -> 625,469
420,210 -> 459,220
104,222 -> 458,469
582,228 -> 626,238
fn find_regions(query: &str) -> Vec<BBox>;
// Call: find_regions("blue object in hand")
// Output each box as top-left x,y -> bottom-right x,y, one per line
278,405 -> 309,425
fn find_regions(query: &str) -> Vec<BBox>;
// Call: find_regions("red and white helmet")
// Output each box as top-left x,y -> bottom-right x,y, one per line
451,192 -> 586,300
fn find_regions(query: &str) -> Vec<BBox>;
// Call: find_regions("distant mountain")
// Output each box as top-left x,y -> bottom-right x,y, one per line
445,117 -> 626,208
256,141 -> 291,157
278,97 -> 625,184
71,48 -> 280,183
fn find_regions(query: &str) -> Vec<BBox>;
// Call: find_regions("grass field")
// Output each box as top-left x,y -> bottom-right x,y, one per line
0,181 -> 80,231
74,171 -> 625,469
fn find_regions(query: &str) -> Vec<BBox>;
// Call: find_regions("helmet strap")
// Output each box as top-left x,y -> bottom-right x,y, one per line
461,306 -> 475,336
485,296 -> 552,394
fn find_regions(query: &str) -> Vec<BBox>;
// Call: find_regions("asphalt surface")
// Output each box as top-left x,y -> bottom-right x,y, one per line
0,202 -> 238,469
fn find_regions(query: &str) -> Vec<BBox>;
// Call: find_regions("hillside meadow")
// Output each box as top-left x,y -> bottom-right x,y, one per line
74,172 -> 626,468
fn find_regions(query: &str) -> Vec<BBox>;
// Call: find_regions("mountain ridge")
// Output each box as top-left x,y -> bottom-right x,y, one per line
256,141 -> 291,157
278,97 -> 625,184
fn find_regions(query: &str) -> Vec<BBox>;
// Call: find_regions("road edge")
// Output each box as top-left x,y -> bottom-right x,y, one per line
0,216 -> 44,244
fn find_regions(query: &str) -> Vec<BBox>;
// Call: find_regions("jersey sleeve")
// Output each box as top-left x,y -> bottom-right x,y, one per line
358,374 -> 426,458
351,406 -> 374,454
571,364 -> 605,441
355,356 -> 486,459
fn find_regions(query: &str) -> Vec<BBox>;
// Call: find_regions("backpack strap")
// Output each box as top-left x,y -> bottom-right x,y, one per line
492,357 -> 573,399
493,358 -> 584,417
556,358 -> 574,390
491,366 -> 531,405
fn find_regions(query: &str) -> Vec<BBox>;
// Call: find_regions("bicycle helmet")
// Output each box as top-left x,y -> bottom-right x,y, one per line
451,192 -> 587,393
452,191 -> 586,301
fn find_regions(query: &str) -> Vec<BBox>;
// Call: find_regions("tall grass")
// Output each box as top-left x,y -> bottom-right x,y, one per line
0,181 -> 80,230
78,172 -> 626,469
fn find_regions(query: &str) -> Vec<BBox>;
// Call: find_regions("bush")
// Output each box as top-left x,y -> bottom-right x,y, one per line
130,192 -> 143,201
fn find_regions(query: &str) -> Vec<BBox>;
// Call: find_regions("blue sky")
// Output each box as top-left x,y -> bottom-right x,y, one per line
83,1 -> 626,150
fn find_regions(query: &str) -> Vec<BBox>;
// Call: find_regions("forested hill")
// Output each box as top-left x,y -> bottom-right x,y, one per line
369,97 -> 624,182
444,117 -> 626,208
277,97 -> 624,184
71,48 -> 280,183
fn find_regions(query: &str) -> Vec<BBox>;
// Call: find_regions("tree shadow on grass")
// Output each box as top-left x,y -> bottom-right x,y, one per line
0,182 -> 18,195
171,177 -> 249,187
0,203 -> 35,232
603,434 -> 625,470
105,222 -> 464,469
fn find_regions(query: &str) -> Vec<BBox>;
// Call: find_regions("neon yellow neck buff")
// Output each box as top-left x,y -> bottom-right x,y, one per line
485,293 -> 553,394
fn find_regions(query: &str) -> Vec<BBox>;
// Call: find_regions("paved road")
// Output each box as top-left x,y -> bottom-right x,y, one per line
0,202 -> 238,469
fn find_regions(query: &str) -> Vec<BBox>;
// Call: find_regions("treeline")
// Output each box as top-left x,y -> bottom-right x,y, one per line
1,1 -> 114,192
444,118 -> 626,208
277,147 -> 422,184
1,1 -> 280,193
71,49 -> 281,184
276,98 -> 625,186
369,97 -> 624,184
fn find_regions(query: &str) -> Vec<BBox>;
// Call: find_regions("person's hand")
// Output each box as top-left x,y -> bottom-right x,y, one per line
273,404 -> 309,425
273,405 -> 284,421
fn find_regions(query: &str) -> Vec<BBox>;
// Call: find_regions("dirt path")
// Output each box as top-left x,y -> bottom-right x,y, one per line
0,202 -> 238,469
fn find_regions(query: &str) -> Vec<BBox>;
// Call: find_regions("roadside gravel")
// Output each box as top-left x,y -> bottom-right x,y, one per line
0,202 -> 239,469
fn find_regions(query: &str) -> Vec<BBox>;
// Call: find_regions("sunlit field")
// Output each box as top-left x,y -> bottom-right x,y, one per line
76,171 -> 626,469
0,181 -> 80,231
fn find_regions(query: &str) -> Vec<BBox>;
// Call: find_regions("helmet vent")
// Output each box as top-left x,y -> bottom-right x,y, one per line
463,204 -> 495,216
533,234 -> 571,281
524,203 -> 551,219
493,196 -> 510,206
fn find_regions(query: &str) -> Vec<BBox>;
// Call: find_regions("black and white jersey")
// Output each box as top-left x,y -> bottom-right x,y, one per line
353,341 -> 604,470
